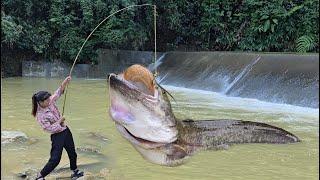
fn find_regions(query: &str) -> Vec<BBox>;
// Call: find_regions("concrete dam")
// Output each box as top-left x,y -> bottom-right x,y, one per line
22,50 -> 319,108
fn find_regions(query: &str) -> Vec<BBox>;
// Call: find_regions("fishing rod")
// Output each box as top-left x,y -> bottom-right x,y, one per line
61,4 -> 157,115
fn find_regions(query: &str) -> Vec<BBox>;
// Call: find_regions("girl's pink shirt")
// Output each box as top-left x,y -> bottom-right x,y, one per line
36,87 -> 67,134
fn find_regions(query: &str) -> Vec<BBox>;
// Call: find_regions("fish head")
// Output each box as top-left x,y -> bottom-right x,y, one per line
108,65 -> 178,148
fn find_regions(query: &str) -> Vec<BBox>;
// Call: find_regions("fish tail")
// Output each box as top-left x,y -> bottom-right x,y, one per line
178,119 -> 300,148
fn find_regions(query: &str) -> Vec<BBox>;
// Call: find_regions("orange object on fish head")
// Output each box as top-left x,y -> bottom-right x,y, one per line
123,64 -> 155,95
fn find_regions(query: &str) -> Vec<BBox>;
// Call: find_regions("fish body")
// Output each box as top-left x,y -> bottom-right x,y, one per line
108,65 -> 300,166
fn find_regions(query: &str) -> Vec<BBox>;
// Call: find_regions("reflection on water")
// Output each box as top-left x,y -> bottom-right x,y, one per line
1,78 -> 319,180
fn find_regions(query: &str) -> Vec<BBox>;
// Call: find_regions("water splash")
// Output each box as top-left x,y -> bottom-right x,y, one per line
156,72 -> 169,84
224,56 -> 261,95
148,53 -> 167,72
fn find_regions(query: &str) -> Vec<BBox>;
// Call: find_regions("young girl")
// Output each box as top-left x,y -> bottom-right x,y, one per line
32,76 -> 84,179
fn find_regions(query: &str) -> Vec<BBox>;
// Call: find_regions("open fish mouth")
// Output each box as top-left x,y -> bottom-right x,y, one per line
114,122 -> 166,149
108,73 -> 159,102
108,73 -> 176,147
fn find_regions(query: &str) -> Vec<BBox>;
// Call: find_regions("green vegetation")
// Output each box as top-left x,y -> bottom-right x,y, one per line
1,0 -> 319,64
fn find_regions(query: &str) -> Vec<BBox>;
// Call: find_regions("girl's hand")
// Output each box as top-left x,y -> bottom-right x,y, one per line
61,76 -> 71,91
59,117 -> 66,126
63,76 -> 72,85
59,117 -> 65,123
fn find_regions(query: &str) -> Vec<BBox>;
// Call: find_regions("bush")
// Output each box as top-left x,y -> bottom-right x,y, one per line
1,0 -> 318,64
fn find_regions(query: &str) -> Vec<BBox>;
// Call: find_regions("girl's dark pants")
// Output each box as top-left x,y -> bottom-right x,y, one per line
40,127 -> 77,177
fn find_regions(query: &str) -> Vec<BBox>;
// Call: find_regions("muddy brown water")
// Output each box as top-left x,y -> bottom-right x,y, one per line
1,78 -> 318,179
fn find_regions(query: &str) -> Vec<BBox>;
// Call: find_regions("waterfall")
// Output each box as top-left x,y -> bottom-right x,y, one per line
223,56 -> 261,95
155,52 -> 318,108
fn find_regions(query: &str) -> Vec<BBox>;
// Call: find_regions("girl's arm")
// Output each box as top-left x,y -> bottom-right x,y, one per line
60,76 -> 72,93
37,115 -> 65,134
50,76 -> 72,102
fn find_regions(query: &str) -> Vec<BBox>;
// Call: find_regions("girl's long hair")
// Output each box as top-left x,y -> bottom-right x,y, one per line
31,94 -> 38,117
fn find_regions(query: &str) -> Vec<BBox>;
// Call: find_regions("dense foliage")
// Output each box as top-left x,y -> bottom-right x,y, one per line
1,0 -> 319,64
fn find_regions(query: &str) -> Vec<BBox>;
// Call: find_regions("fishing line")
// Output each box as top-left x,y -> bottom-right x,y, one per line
61,4 -> 157,115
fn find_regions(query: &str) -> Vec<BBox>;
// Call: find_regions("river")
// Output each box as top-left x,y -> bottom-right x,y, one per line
1,77 -> 318,179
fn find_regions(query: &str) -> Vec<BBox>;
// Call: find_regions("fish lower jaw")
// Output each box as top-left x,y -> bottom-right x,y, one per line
114,122 -> 168,149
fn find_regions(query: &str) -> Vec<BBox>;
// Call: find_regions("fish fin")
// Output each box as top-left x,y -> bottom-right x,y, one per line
165,144 -> 188,161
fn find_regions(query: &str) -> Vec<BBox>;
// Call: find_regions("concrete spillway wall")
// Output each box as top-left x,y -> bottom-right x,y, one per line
21,49 -> 319,108
157,52 -> 319,108
22,49 -> 163,78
